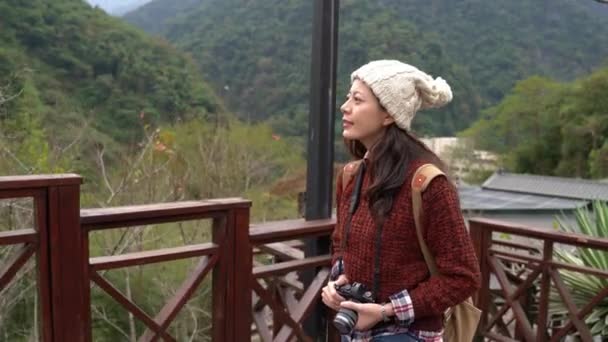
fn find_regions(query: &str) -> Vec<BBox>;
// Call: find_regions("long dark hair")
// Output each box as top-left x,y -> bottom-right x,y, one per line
344,125 -> 446,226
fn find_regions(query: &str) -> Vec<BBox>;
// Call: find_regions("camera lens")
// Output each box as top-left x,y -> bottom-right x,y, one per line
333,307 -> 358,335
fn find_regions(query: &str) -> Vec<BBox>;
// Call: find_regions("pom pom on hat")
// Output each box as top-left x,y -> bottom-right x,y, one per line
351,60 -> 453,131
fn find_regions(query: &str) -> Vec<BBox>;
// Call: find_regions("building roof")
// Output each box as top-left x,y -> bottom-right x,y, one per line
458,186 -> 588,211
482,172 -> 608,201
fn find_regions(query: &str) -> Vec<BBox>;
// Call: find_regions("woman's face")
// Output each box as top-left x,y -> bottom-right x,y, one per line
340,79 -> 394,149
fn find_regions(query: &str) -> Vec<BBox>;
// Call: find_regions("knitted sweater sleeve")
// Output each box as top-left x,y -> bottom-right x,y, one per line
408,175 -> 481,319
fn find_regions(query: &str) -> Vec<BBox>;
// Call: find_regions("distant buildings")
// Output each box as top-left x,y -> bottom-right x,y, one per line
421,137 -> 498,185
459,171 -> 608,230
421,137 -> 608,230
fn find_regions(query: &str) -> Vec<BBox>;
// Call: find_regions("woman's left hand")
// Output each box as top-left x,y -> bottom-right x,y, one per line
339,301 -> 383,331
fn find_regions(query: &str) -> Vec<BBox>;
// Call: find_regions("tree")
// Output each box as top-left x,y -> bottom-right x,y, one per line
464,66 -> 608,179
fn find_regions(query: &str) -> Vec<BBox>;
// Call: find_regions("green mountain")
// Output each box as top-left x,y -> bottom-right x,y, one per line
123,0 -> 203,35
463,65 -> 608,179
125,0 -> 608,137
125,0 -> 482,137
0,0 -> 222,153
377,0 -> 608,103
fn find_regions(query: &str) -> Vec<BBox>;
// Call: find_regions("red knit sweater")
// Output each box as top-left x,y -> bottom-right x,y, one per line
332,159 -> 481,332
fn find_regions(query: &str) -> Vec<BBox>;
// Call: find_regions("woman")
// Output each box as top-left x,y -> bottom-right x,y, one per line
321,60 -> 480,342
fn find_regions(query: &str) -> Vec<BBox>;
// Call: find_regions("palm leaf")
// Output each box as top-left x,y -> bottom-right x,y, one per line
551,201 -> 608,337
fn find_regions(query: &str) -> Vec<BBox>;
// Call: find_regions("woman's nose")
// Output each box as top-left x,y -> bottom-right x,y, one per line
340,101 -> 349,114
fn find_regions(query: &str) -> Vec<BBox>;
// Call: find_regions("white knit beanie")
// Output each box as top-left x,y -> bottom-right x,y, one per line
351,60 -> 453,131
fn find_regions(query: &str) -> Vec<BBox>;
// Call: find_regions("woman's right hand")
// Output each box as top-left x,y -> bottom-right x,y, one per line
321,274 -> 349,311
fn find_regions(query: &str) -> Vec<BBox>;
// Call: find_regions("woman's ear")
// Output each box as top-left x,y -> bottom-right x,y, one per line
382,112 -> 395,127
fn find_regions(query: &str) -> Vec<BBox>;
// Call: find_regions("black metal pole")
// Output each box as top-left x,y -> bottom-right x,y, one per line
304,0 -> 339,340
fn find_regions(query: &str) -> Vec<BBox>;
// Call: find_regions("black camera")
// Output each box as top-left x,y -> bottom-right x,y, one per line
332,282 -> 375,335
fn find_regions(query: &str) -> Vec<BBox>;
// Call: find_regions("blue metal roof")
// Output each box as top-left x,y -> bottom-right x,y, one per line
482,172 -> 608,201
458,186 -> 589,211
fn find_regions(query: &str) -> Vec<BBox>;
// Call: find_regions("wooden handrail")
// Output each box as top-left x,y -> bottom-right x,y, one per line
89,242 -> 219,271
249,218 -> 335,244
81,198 -> 251,230
252,255 -> 332,278
469,217 -> 608,249
489,247 -> 608,278
0,228 -> 37,245
0,174 -> 81,190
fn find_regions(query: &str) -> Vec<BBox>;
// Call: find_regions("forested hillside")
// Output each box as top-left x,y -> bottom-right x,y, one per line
0,0 -> 221,172
378,0 -> 608,103
126,0 -> 482,136
125,0 -> 608,136
0,2 -> 304,339
122,0 -> 201,34
463,65 -> 608,179
0,0 -> 306,203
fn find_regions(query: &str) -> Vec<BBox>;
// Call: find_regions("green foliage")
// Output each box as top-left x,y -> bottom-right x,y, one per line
463,66 -> 608,179
0,2 -> 305,339
458,168 -> 492,185
380,0 -> 608,104
0,67 -> 77,174
462,76 -> 564,173
169,119 -> 304,203
552,201 -> 608,336
126,0 -> 482,137
77,118 -> 303,338
126,0 -> 608,138
122,0 -> 203,35
81,118 -> 303,217
589,141 -> 608,179
1,115 -> 303,340
0,0 -> 222,149
338,1 -> 481,136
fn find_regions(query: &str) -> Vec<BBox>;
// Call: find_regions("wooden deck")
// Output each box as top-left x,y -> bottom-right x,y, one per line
1,174 -> 607,341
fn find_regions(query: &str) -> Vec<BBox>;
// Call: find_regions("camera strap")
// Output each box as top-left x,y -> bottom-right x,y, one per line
341,161 -> 366,250
340,161 -> 384,300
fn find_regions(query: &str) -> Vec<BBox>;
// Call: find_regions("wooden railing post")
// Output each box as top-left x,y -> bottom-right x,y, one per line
34,188 -> 54,342
212,204 -> 251,342
469,219 -> 491,337
212,215 -> 230,342
232,206 -> 252,342
46,178 -> 91,342
536,241 -> 554,342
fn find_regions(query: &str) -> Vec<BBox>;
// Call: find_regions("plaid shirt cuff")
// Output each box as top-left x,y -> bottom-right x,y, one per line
330,258 -> 344,281
389,289 -> 415,326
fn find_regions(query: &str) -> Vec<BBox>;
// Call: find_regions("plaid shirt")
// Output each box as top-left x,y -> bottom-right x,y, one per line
331,260 -> 443,342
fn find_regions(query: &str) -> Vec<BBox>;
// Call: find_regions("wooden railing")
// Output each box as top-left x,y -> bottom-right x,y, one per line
0,174 -> 338,341
81,199 -> 251,342
0,175 -> 253,341
470,218 -> 608,342
249,218 -> 335,341
0,174 -> 84,341
3,174 -> 608,341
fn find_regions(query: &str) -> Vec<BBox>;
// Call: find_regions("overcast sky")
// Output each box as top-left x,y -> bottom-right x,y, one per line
85,0 -> 153,16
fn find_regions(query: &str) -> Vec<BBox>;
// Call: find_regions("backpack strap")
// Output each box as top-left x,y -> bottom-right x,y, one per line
411,163 -> 445,276
412,164 -> 482,335
342,160 -> 363,192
